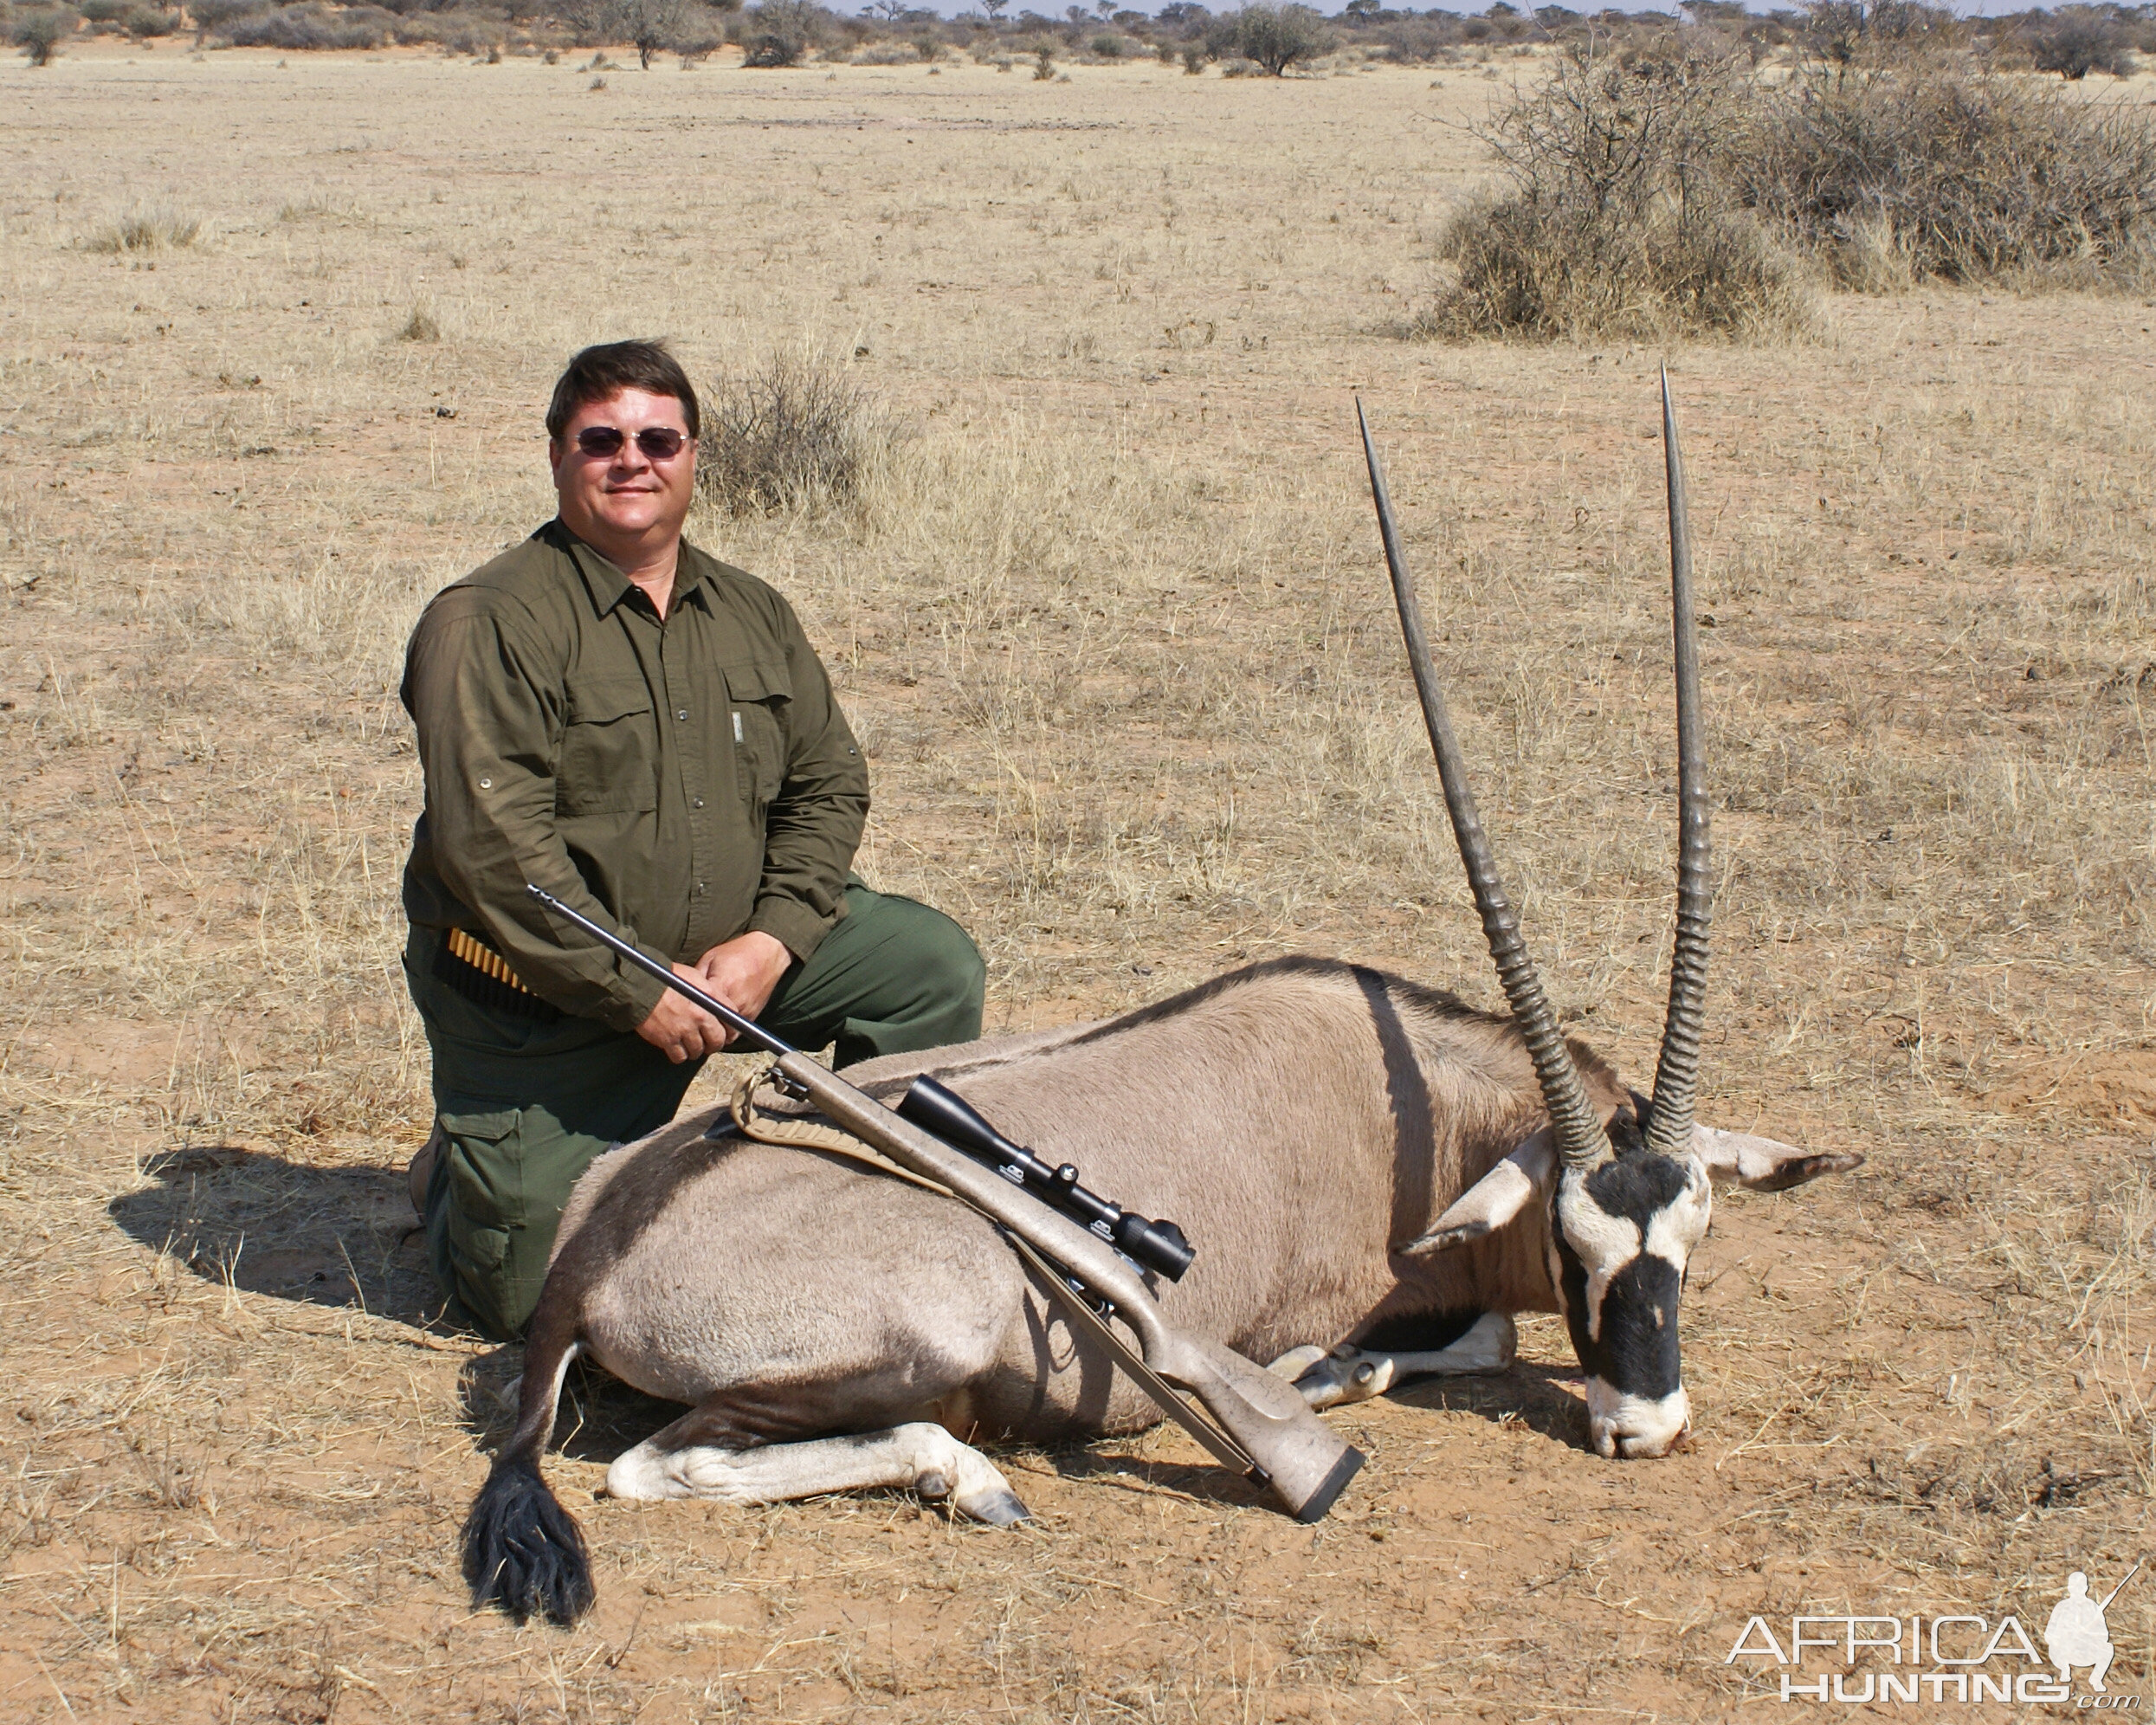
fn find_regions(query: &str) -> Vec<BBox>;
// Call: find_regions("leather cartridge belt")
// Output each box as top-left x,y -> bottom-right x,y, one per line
434,926 -> 562,1023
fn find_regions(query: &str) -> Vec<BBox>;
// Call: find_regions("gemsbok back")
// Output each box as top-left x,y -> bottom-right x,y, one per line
459,381 -> 1862,1625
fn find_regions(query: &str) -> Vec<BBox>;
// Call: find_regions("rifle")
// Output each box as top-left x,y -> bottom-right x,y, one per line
2100,1559 -> 2143,1612
526,882 -> 1364,1522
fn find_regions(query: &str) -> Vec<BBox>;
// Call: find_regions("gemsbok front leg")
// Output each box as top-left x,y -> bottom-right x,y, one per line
1270,1313 -> 1519,1409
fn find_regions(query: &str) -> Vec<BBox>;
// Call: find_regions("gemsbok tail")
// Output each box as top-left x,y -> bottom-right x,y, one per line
459,1307 -> 594,1625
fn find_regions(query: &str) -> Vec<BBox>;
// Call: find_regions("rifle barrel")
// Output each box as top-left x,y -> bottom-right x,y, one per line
2100,1558 -> 2144,1612
526,884 -> 793,1059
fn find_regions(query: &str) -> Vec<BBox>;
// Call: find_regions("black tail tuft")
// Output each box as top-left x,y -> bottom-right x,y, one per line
461,1453 -> 595,1625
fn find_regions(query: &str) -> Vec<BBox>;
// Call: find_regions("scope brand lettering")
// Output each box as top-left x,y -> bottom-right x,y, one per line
1726,1561 -> 2144,1708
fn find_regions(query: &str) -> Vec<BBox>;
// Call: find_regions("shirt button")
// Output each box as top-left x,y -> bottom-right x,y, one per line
693,798 -> 705,810
676,708 -> 689,721
694,882 -> 706,895
477,777 -> 493,789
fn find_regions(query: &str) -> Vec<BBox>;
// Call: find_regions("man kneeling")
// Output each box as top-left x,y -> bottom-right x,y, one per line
398,339 -> 984,1341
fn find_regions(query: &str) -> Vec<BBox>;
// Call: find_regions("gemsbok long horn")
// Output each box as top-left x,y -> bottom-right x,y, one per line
1644,370 -> 1712,1160
1357,397 -> 1613,1173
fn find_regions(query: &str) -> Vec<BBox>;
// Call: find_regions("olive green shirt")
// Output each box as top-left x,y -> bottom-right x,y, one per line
400,520 -> 868,1032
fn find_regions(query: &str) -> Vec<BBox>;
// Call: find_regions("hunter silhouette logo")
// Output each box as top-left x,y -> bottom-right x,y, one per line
1727,1557 -> 2146,1705
2049,1562 -> 2140,1695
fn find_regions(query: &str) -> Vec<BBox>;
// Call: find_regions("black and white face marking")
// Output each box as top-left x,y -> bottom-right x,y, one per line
1547,1135 -> 1713,1459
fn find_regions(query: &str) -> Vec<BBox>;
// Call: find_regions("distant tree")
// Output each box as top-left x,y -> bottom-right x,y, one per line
1209,1 -> 1329,72
1798,0 -> 1956,67
742,0 -> 827,61
2024,4 -> 2135,77
561,0 -> 706,65
186,0 -> 262,43
982,0 -> 1009,19
13,4 -> 78,61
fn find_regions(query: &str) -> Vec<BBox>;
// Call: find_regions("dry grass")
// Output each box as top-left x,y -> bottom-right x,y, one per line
80,203 -> 202,253
0,37 -> 2151,1722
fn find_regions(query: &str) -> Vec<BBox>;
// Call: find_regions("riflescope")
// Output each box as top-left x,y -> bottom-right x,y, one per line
894,1076 -> 1194,1282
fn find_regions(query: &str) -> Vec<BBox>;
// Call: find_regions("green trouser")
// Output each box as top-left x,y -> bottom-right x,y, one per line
405,882 -> 985,1341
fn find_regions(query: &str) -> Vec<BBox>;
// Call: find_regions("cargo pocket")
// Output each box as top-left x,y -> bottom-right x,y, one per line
723,657 -> 791,815
437,1108 -> 526,1289
557,675 -> 659,816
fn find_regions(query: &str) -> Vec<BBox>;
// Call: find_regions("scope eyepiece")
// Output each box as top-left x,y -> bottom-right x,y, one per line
897,1076 -> 1196,1282
1115,1213 -> 1196,1282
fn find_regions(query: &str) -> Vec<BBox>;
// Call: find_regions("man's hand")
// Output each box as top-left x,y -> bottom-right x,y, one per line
635,964 -> 736,1064
692,931 -> 794,1029
631,934 -> 793,1064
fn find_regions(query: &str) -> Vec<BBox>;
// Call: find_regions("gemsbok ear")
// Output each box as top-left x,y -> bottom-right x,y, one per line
1398,1129 -> 1557,1256
1692,1126 -> 1863,1192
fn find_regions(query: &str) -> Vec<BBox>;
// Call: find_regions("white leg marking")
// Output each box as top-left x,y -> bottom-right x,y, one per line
605,1422 -> 1030,1524
1279,1315 -> 1519,1410
1267,1344 -> 1330,1381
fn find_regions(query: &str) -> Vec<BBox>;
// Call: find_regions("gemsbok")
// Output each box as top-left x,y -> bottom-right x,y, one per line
460,381 -> 1862,1625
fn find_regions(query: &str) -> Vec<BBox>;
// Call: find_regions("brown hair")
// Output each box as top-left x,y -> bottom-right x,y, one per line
544,339 -> 700,442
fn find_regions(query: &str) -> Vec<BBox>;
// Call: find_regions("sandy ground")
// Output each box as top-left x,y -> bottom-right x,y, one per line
1,36 -> 2153,1722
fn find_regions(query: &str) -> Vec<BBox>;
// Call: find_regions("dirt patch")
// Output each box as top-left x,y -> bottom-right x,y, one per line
1991,1052 -> 2156,1126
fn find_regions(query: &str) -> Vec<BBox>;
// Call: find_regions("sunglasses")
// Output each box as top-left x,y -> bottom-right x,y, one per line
574,425 -> 689,461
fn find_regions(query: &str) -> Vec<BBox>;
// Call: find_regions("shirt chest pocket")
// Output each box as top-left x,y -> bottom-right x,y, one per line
723,658 -> 791,813
555,676 -> 659,817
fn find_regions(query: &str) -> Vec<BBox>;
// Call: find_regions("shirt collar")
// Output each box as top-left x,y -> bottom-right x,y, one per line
551,520 -> 713,618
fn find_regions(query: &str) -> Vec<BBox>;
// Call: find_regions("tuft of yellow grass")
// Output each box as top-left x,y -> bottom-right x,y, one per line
81,204 -> 203,253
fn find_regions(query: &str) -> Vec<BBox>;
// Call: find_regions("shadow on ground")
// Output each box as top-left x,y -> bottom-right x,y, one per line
1385,1361 -> 1593,1451
107,1143 -> 446,1328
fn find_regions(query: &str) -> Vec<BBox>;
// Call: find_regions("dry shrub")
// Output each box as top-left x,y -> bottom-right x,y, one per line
13,4 -> 79,61
739,0 -> 827,66
186,0 -> 263,42
83,204 -> 202,252
219,2 -> 393,48
394,302 -> 440,342
696,351 -> 898,516
1425,39 -> 1811,342
1739,68 -> 2156,288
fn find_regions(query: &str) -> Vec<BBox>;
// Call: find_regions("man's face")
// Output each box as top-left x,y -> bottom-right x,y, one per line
549,388 -> 698,550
